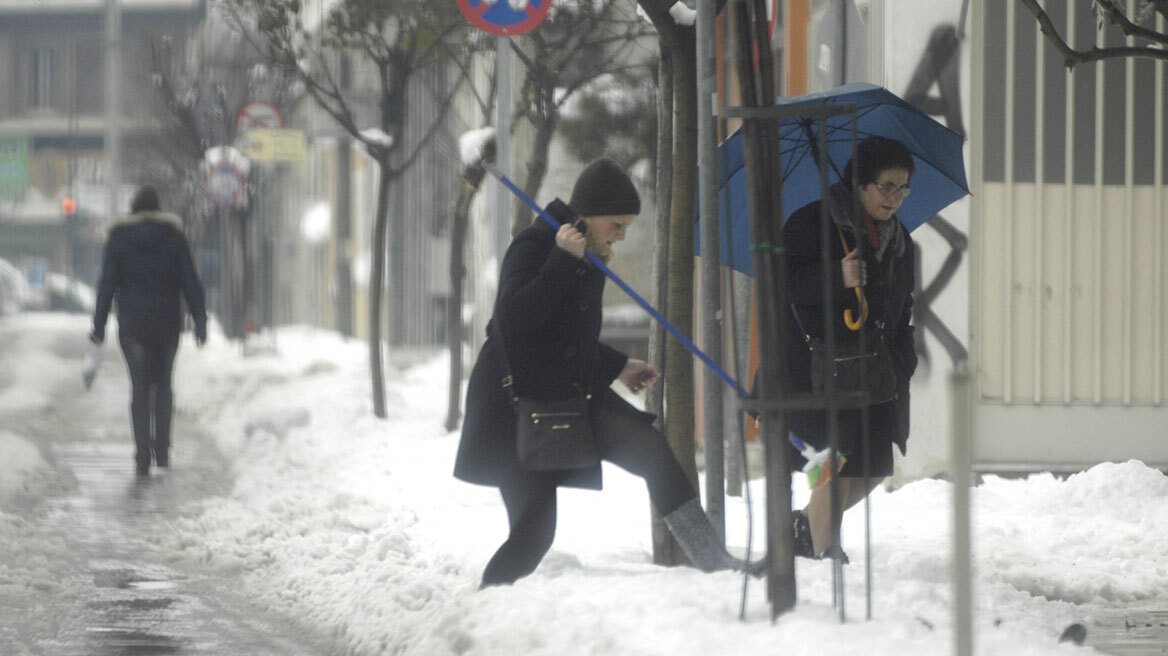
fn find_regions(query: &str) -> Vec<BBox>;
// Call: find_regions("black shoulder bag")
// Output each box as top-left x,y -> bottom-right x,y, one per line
489,321 -> 600,471
791,227 -> 898,406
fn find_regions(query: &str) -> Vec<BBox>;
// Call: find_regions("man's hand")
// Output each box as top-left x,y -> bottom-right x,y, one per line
841,247 -> 866,288
618,358 -> 659,395
88,331 -> 104,345
195,325 -> 207,348
555,222 -> 587,259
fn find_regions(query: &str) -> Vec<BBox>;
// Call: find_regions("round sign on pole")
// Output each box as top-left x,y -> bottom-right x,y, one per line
235,101 -> 284,134
457,0 -> 552,36
205,163 -> 248,206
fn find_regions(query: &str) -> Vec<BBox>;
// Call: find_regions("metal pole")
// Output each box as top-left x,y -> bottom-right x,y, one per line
104,0 -> 122,223
696,0 -> 725,540
951,363 -> 974,656
495,36 -> 512,261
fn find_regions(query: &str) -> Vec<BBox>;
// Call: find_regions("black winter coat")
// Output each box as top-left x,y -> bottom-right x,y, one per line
783,185 -> 918,461
92,211 -> 207,341
454,200 -> 628,490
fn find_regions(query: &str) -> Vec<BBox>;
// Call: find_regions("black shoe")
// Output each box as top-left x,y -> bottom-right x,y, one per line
136,461 -> 150,476
792,510 -> 816,559
820,544 -> 850,564
155,451 -> 169,468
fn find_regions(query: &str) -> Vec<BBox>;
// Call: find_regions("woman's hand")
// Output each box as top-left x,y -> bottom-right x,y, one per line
841,247 -> 867,288
556,223 -> 587,259
619,359 -> 659,394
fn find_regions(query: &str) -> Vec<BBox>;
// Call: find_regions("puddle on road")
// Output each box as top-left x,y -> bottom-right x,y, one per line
1080,600 -> 1168,655
4,438 -> 334,656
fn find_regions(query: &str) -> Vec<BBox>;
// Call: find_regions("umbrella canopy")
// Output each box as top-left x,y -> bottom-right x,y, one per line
711,83 -> 969,275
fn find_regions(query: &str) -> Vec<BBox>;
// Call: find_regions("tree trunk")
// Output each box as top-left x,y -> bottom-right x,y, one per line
730,0 -> 796,615
513,108 -> 556,235
446,164 -> 487,432
369,161 -> 392,419
660,36 -> 700,567
648,45 -> 678,566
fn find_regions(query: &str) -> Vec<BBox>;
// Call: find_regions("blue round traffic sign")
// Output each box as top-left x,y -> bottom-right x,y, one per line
457,0 -> 552,37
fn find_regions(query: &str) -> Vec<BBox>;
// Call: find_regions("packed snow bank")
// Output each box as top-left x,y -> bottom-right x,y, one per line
0,431 -> 52,502
2,314 -> 1165,655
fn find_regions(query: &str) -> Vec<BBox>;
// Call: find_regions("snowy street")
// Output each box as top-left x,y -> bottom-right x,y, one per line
2,312 -> 1167,655
0,315 -> 339,654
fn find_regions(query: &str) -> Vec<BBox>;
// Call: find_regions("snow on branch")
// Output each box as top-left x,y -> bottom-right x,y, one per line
669,1 -> 696,26
459,127 -> 496,167
360,128 -> 395,148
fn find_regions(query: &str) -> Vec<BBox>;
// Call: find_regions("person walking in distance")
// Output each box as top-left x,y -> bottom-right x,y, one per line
91,185 -> 207,476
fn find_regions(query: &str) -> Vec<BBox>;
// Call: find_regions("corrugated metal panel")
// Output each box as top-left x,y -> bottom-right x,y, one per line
973,0 -> 1167,469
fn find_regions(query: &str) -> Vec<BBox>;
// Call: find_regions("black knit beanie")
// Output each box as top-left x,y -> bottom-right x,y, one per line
568,158 -> 641,217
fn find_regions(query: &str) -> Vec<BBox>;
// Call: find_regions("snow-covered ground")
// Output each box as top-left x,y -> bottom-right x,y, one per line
2,312 -> 1166,655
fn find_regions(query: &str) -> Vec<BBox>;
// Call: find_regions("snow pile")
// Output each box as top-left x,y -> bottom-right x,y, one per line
0,431 -> 53,502
1,313 -> 1166,655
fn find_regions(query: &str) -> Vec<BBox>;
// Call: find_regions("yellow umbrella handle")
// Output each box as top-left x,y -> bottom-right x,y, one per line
836,227 -> 868,331
844,287 -> 868,331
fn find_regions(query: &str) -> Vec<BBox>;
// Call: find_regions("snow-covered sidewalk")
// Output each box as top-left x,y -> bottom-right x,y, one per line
3,312 -> 1166,655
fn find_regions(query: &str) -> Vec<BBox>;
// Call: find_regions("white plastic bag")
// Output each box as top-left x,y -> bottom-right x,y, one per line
82,341 -> 104,390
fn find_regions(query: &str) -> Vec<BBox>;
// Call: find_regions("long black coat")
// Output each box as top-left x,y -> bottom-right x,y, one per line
783,185 -> 918,471
454,200 -> 628,490
92,211 -> 207,341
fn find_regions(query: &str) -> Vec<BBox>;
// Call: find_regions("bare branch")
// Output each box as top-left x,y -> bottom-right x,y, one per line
1018,0 -> 1168,67
1095,0 -> 1168,45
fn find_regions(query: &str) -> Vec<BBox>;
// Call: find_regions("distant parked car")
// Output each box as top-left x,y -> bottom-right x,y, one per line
46,273 -> 96,314
0,257 -> 30,316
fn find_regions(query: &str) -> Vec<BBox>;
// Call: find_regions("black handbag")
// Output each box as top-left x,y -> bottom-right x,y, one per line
793,305 -> 897,406
490,321 -> 600,471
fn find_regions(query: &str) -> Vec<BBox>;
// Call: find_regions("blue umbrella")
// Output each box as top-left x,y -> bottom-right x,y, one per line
710,83 -> 969,275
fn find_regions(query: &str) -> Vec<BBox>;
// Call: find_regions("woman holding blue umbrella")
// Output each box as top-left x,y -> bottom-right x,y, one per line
784,136 -> 920,561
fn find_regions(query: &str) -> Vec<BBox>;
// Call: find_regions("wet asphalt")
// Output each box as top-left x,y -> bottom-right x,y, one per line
0,319 -> 336,655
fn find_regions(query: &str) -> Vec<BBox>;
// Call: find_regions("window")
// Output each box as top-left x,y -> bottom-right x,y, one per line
27,47 -> 57,111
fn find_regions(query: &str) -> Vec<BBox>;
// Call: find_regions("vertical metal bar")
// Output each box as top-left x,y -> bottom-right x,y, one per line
951,364 -> 974,656
104,0 -> 122,223
697,0 -> 726,541
495,36 -> 512,265
1033,1 -> 1045,404
813,113 -> 845,622
969,0 -> 985,404
1122,0 -> 1135,406
1093,19 -> 1105,404
1156,13 -> 1165,405
1003,2 -> 1016,404
1062,0 -> 1075,404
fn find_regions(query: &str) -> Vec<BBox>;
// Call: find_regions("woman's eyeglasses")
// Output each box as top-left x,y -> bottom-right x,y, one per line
873,181 -> 912,199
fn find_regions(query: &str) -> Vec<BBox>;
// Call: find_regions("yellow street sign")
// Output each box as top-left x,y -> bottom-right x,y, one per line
242,129 -> 306,163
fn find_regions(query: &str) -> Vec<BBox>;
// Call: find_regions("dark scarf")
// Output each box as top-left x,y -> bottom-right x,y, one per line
824,182 -> 904,262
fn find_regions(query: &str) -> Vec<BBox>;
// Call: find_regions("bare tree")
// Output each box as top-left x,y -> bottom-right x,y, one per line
506,0 -> 657,234
224,0 -> 478,418
446,128 -> 495,432
137,7 -> 302,338
636,0 -> 700,568
1020,0 -> 1168,67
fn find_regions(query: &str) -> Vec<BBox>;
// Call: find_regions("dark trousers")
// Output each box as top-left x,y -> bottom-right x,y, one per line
118,326 -> 180,467
480,392 -> 696,587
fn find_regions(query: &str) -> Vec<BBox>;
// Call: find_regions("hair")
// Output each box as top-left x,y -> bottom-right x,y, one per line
130,186 -> 161,214
841,136 -> 915,188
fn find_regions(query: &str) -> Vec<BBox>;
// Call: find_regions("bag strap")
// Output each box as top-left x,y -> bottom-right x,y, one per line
488,319 -> 519,407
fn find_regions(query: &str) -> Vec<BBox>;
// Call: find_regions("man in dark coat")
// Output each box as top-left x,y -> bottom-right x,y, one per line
91,186 -> 207,476
455,158 -> 762,586
783,137 -> 919,561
